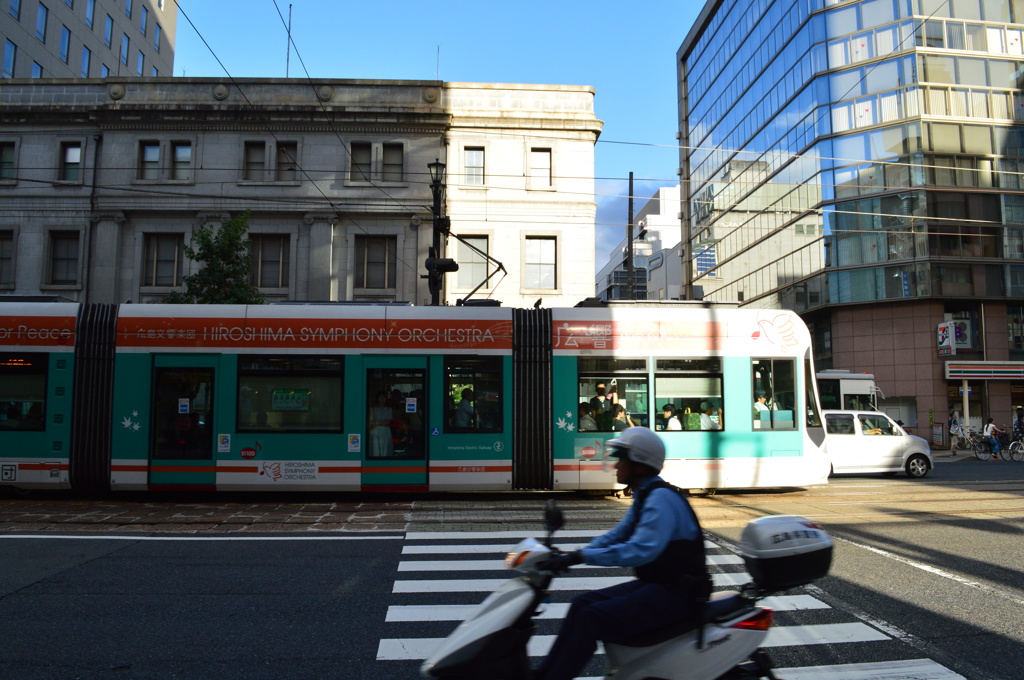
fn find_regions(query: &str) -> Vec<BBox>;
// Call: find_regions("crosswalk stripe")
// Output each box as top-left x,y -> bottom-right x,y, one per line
393,572 -> 747,593
397,553 -> 743,571
393,575 -> 631,593
760,594 -> 831,611
402,541 -> 723,554
764,622 -> 889,646
576,659 -> 965,680
406,529 -> 607,540
385,594 -> 829,622
772,659 -> 967,679
377,623 -> 890,661
387,602 -> 571,622
405,530 -> 718,550
403,543 -> 529,554
398,559 -> 510,572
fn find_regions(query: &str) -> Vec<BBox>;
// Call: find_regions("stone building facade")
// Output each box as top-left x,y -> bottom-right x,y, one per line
0,78 -> 602,308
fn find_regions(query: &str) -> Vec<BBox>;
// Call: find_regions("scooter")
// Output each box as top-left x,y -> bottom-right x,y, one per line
421,500 -> 832,680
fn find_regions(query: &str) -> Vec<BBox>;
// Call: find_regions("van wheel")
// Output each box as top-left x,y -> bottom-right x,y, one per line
906,454 -> 930,478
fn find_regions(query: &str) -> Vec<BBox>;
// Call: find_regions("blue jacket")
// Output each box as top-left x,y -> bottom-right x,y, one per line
581,475 -> 700,568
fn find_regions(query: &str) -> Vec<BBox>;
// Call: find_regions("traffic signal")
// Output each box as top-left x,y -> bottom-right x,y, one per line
424,247 -> 459,296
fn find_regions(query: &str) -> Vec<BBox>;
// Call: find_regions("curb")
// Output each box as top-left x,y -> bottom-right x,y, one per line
930,451 -> 968,462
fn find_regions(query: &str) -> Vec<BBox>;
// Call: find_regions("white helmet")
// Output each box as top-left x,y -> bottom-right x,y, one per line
605,427 -> 665,473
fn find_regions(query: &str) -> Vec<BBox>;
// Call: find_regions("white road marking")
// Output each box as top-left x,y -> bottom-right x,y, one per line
397,553 -> 743,571
833,536 -> 1024,608
772,658 -> 967,679
765,622 -> 889,646
385,594 -> 828,622
378,622 -> 889,661
405,529 -> 607,540
393,572 -> 748,593
577,658 -> 965,680
401,540 -> 721,554
383,533 -> 965,678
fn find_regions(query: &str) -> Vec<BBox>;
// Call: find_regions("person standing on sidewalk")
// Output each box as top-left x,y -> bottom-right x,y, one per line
948,411 -> 960,456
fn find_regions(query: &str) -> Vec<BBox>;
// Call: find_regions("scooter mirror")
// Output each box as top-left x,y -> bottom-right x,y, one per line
544,499 -> 564,535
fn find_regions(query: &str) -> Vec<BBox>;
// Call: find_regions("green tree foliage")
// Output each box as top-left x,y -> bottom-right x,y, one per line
164,211 -> 266,304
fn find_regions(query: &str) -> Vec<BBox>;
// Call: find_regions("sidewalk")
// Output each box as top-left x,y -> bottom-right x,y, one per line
930,448 -> 969,462
0,494 -> 628,534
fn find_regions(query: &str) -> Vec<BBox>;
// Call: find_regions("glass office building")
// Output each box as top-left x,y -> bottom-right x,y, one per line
678,0 -> 1024,434
1,1 -> 176,80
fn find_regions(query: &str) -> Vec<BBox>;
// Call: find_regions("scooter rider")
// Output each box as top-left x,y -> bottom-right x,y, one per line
534,427 -> 712,680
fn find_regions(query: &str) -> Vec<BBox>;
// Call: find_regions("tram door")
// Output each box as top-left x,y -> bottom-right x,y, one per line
363,358 -> 427,488
149,358 -> 218,488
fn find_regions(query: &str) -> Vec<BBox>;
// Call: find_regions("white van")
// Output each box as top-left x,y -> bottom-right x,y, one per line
822,410 -> 933,478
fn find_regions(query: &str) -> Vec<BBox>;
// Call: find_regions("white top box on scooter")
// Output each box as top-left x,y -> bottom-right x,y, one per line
739,515 -> 833,591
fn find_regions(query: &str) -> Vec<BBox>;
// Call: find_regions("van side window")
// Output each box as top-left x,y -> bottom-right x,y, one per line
825,413 -> 855,435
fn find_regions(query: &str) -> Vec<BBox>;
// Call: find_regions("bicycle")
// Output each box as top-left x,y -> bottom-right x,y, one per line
950,428 -> 991,458
1006,436 -> 1024,462
963,429 -> 993,461
992,428 -> 1011,461
949,424 -> 971,452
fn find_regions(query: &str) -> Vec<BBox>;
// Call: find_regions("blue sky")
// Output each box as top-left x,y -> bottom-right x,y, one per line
171,0 -> 703,267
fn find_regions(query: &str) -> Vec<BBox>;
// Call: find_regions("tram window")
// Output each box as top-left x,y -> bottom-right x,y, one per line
0,353 -> 47,431
578,358 -> 649,430
654,359 -> 722,431
445,356 -> 502,432
237,355 -> 342,432
752,358 -> 797,431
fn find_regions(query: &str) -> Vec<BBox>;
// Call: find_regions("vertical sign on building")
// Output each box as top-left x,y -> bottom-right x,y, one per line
937,322 -> 955,356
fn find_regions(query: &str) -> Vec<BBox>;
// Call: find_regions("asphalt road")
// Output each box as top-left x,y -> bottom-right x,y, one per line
1,455 -> 1022,680
2,535 -> 405,679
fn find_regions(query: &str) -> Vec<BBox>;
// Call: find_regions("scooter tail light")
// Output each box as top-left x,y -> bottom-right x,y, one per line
731,608 -> 774,631
507,551 -> 531,568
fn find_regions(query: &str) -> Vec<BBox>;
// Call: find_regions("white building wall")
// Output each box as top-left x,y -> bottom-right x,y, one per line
445,83 -> 601,308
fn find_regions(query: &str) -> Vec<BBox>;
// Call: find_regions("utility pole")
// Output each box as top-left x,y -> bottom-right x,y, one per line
626,172 -> 634,300
286,5 -> 292,77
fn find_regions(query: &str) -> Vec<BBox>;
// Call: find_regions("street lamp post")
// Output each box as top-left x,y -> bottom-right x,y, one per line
425,159 -> 456,305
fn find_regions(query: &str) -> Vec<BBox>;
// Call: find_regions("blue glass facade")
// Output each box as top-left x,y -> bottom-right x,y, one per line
679,0 -> 1024,316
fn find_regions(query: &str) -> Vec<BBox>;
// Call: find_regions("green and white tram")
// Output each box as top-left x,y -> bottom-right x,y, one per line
0,301 -> 828,494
